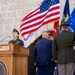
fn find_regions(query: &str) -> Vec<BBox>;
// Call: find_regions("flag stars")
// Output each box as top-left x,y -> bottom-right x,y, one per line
53,1 -> 56,3
52,1 -> 54,3
47,4 -> 50,7
43,7 -> 46,9
48,2 -> 51,4
54,2 -> 56,3
51,3 -> 53,4
52,1 -> 55,3
40,0 -> 59,12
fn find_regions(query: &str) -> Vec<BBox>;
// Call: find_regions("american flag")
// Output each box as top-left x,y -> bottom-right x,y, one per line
20,0 -> 60,36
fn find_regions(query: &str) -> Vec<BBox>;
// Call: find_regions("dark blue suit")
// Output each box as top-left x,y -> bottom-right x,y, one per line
34,38 -> 54,75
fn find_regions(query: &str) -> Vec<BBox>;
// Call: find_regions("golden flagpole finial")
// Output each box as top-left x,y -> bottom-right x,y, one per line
20,20 -> 22,25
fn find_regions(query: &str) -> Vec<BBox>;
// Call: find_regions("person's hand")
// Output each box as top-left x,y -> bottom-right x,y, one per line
55,60 -> 57,63
68,27 -> 74,32
49,36 -> 53,40
34,62 -> 36,66
50,36 -> 53,40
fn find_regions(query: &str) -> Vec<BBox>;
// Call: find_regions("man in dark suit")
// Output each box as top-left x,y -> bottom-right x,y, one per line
34,31 -> 53,75
52,22 -> 75,75
9,29 -> 24,46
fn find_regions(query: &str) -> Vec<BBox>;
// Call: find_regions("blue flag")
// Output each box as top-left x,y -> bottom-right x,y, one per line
63,0 -> 70,17
67,8 -> 75,32
62,0 -> 70,22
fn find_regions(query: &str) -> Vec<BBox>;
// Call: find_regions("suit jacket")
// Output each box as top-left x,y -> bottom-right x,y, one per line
34,38 -> 52,66
52,30 -> 75,64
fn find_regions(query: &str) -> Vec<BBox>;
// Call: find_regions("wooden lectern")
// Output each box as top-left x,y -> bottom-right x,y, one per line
0,44 -> 29,75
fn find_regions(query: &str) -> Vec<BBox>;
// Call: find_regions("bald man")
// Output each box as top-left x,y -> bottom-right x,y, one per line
34,31 -> 53,75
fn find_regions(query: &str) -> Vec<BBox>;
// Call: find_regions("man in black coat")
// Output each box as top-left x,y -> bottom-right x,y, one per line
52,22 -> 75,75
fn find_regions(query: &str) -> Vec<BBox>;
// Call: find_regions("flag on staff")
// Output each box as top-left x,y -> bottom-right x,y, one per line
20,0 -> 60,48
62,0 -> 70,22
20,0 -> 60,36
67,8 -> 75,32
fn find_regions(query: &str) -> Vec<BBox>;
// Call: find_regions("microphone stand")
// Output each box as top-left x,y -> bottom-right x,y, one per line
0,36 -> 11,43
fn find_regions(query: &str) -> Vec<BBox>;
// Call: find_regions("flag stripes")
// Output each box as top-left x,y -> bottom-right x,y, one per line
20,4 -> 60,36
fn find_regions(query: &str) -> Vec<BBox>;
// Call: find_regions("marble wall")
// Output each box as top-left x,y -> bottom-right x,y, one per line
0,0 -> 75,44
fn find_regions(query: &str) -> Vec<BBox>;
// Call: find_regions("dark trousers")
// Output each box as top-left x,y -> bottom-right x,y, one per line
37,65 -> 54,75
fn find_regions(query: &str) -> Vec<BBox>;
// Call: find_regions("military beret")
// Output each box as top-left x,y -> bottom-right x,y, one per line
13,29 -> 19,34
60,22 -> 69,27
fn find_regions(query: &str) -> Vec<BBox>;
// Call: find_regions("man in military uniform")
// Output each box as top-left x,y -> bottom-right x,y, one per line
9,29 -> 24,46
52,22 -> 75,75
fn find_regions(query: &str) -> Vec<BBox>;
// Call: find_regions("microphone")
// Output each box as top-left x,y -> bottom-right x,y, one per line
0,36 -> 11,43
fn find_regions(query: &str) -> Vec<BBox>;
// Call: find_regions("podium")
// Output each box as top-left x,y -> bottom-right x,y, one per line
0,44 -> 29,75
